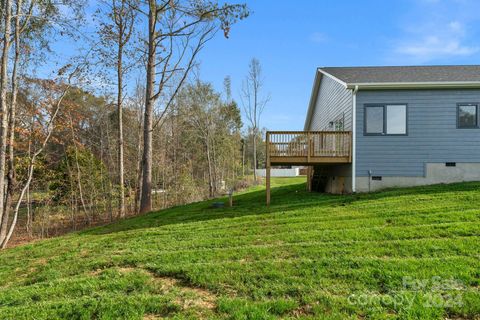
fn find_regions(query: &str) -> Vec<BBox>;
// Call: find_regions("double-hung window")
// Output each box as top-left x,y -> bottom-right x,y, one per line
457,104 -> 478,128
364,104 -> 407,135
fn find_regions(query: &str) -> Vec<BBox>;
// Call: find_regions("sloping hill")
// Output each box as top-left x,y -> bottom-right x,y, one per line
0,178 -> 479,319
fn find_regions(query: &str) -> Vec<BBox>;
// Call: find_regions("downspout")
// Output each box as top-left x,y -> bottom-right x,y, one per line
351,85 -> 359,193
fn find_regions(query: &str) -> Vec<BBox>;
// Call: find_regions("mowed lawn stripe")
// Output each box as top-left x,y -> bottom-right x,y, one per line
77,221 -> 478,253
0,178 -> 479,319
84,203 -> 477,237
74,208 -> 478,247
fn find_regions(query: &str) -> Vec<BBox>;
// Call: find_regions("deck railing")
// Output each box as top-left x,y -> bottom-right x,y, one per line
266,131 -> 352,162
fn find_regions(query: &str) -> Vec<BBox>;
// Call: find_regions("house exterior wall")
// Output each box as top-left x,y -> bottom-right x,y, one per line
355,89 -> 480,191
307,74 -> 353,193
308,74 -> 353,131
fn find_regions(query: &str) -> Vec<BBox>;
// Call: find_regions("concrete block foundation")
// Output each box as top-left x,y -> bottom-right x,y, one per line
356,163 -> 480,192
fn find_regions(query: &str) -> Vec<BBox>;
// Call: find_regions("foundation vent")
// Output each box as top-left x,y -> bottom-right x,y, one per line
445,162 -> 456,167
371,176 -> 382,181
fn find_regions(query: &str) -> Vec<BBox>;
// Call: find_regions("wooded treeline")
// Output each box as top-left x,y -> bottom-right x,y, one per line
0,0 -> 275,248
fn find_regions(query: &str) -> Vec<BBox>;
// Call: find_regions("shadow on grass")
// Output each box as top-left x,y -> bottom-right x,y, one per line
81,180 -> 480,236
82,182 -> 334,236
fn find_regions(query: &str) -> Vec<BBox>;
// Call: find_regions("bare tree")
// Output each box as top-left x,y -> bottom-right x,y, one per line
1,0 -> 36,241
0,66 -> 81,248
241,58 -> 269,183
0,0 -> 250,246
97,0 -> 138,218
137,0 -> 248,214
0,0 -> 13,242
0,0 -> 84,247
181,82 -> 220,197
132,81 -> 145,213
224,75 -> 232,102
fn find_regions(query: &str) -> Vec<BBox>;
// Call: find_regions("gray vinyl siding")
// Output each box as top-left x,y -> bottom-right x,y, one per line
356,89 -> 480,177
309,75 -> 352,131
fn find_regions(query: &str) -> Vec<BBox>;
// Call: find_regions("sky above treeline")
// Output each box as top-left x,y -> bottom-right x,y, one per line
46,0 -> 480,131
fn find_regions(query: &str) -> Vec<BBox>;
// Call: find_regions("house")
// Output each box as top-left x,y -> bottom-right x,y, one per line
265,65 -> 480,202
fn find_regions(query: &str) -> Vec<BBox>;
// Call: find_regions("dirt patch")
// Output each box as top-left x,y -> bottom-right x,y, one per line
291,303 -> 317,317
23,258 -> 50,277
151,273 -> 216,311
107,267 -> 218,316
156,276 -> 177,291
35,258 -> 49,265
143,315 -> 162,320
79,249 -> 90,257
291,305 -> 311,317
117,267 -> 137,273
176,285 -> 216,310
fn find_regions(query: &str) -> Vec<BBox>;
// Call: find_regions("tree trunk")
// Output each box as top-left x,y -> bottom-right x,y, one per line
206,139 -> 214,197
139,2 -> 156,214
211,134 -> 218,194
65,150 -> 76,230
1,0 -> 22,242
134,108 -> 143,213
70,117 -> 91,225
242,140 -> 245,177
252,128 -> 257,183
253,73 -> 258,183
117,34 -> 125,218
27,117 -> 34,235
104,112 -> 114,220
0,0 -> 12,244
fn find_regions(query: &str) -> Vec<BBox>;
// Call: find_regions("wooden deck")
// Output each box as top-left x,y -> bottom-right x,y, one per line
265,131 -> 352,205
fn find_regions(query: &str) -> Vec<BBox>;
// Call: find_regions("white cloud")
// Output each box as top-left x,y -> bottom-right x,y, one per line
397,34 -> 478,58
448,21 -> 463,33
393,20 -> 478,62
388,0 -> 480,63
309,32 -> 327,44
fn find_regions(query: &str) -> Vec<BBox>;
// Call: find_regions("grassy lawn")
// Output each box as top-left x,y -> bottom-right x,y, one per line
0,177 -> 479,319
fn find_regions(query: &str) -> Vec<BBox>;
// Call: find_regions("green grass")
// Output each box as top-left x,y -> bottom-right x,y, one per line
0,177 -> 479,319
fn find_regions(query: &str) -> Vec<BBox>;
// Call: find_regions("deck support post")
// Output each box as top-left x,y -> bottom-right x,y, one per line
266,132 -> 271,206
307,166 -> 314,192
266,163 -> 271,206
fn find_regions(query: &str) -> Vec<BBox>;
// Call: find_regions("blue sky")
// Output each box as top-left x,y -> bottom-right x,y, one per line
196,0 -> 480,130
46,0 -> 480,131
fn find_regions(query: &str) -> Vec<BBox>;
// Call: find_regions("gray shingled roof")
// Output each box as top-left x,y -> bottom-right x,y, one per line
320,65 -> 480,84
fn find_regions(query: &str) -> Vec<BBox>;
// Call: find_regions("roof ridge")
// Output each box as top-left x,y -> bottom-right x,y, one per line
318,65 -> 480,87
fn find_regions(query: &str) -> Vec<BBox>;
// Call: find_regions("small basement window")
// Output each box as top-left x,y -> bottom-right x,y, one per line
457,104 -> 478,128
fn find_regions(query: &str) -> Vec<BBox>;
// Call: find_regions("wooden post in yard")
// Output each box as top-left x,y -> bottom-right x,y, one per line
306,166 -> 310,191
266,132 -> 271,206
228,189 -> 233,207
306,166 -> 312,192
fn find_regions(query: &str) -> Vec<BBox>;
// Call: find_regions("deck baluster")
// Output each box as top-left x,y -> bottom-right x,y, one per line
266,131 -> 351,165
